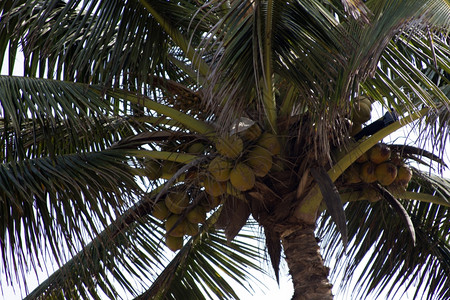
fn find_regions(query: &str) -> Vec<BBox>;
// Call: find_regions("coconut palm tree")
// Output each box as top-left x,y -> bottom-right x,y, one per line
0,0 -> 449,299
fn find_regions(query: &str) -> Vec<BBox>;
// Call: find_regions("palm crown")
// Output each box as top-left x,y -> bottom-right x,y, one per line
0,0 -> 449,299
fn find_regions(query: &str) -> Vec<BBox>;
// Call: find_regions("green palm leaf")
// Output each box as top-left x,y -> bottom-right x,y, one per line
319,168 -> 450,300
137,226 -> 264,300
24,191 -> 265,300
1,0 -> 214,85
0,149 -> 141,294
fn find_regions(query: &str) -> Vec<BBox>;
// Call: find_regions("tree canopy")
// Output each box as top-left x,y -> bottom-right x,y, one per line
0,0 -> 449,299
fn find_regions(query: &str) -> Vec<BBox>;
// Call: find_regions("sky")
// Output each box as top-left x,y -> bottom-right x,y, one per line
1,48 -> 449,300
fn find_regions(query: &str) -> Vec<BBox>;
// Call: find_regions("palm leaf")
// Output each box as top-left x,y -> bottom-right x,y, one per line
0,149 -> 141,295
202,0 -> 347,129
22,181 -> 171,299
0,76 -> 129,157
103,88 -> 214,136
319,168 -> 450,300
137,225 -> 264,300
24,192 -> 265,300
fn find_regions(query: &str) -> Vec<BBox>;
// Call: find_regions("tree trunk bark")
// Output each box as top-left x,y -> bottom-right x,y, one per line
280,224 -> 333,300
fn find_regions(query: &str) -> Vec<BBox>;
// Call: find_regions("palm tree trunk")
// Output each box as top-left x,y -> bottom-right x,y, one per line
281,224 -> 333,300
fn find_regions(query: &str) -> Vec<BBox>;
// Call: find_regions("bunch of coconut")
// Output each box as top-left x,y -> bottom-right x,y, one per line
202,123 -> 281,198
342,143 -> 413,200
151,191 -> 207,251
149,120 -> 282,252
350,95 -> 372,136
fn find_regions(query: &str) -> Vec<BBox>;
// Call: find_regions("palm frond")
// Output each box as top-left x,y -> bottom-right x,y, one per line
339,0 -> 370,22
361,28 -> 450,163
342,0 -> 449,116
0,149 -> 141,294
0,76 -> 129,158
23,197 -> 169,300
25,194 -> 265,300
363,36 -> 449,111
201,0 -> 349,159
319,168 -> 450,300
1,0 -> 215,87
350,1 -> 449,100
415,93 -> 450,166
137,225 -> 265,300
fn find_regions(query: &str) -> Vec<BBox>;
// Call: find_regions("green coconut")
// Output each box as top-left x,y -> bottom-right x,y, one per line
215,135 -> 243,159
360,161 -> 377,183
145,160 -> 162,180
203,177 -> 227,197
369,143 -> 391,164
165,192 -> 189,214
394,164 -> 413,187
208,156 -> 232,182
152,201 -> 171,220
165,235 -> 183,252
375,162 -> 398,186
342,164 -> 361,184
165,214 -> 188,237
187,142 -> 206,154
185,222 -> 200,236
356,152 -> 369,163
230,163 -> 255,191
363,187 -> 382,203
246,146 -> 273,177
351,96 -> 372,123
350,122 -> 363,136
242,123 -> 262,141
187,206 -> 206,223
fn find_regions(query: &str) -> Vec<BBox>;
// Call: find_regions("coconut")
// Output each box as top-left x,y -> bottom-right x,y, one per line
375,162 -> 398,186
242,123 -> 262,141
351,122 -> 363,136
165,192 -> 189,214
187,206 -> 206,223
187,142 -> 206,154
208,156 -> 232,182
360,161 -> 377,183
363,187 -> 382,203
356,152 -> 369,163
351,96 -> 372,123
390,151 -> 403,166
230,163 -> 255,191
342,164 -> 361,184
152,201 -> 171,220
203,177 -> 227,197
246,146 -> 273,177
369,143 -> 391,164
257,132 -> 281,155
165,214 -> 188,237
359,96 -> 372,107
215,135 -> 243,159
394,164 -> 413,187
165,235 -> 183,252
185,222 -> 199,236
